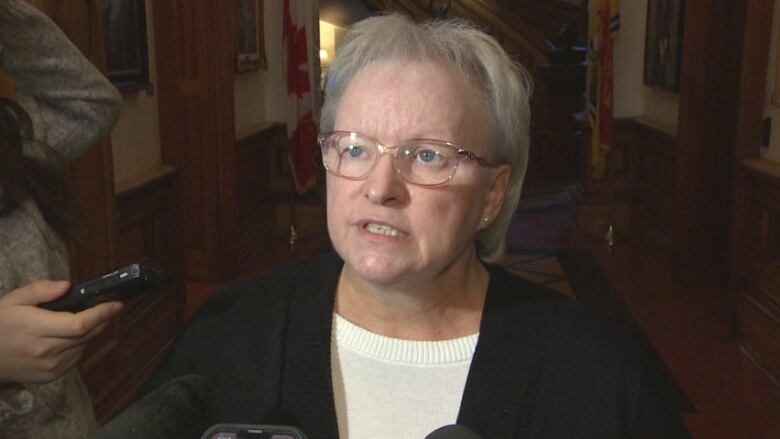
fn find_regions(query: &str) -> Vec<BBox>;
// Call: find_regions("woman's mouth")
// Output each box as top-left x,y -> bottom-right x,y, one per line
363,223 -> 400,237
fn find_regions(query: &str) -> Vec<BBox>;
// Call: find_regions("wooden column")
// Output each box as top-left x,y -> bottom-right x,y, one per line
153,1 -> 238,281
672,0 -> 748,285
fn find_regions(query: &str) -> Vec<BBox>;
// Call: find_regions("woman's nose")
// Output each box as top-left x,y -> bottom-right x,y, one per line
362,153 -> 408,206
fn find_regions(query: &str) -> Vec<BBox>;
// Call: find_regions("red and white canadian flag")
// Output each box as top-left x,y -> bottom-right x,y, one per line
283,0 -> 319,194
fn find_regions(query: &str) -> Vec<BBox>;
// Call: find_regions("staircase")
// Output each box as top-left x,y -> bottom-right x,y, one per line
361,0 -> 589,186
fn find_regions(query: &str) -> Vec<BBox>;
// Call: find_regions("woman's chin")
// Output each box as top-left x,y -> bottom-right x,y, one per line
347,254 -> 412,286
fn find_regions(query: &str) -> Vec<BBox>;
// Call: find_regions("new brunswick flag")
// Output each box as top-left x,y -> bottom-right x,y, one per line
587,0 -> 619,180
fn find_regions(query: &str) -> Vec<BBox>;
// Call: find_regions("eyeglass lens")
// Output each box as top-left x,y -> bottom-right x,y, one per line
322,132 -> 460,185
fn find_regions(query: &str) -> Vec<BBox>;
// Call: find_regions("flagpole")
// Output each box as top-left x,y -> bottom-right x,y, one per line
288,185 -> 299,252
603,148 -> 616,254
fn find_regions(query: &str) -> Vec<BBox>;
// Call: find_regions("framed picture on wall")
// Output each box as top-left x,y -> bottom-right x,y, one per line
773,20 -> 780,107
102,0 -> 152,93
235,0 -> 267,72
643,0 -> 685,91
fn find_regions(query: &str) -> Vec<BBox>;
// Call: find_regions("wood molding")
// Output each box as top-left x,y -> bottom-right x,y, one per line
737,161 -> 780,384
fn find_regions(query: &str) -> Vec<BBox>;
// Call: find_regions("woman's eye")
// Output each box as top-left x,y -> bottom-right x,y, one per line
417,149 -> 440,163
346,144 -> 363,157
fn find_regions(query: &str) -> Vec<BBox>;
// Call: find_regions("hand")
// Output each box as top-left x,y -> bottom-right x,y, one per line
0,280 -> 123,384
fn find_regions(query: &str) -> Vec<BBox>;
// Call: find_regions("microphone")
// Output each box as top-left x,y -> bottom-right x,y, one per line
94,375 -> 212,439
425,424 -> 483,438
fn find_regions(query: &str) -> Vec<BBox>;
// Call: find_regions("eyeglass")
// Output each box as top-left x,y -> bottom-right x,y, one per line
318,131 -> 498,187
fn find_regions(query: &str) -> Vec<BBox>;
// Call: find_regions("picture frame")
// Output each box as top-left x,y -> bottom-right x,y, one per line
773,18 -> 780,107
102,0 -> 152,93
235,0 -> 267,73
643,0 -> 685,91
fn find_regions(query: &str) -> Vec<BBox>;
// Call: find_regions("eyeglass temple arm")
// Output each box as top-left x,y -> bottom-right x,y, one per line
457,149 -> 499,168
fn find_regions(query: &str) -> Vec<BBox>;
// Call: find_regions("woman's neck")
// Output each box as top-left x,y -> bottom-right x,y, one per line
334,250 -> 489,341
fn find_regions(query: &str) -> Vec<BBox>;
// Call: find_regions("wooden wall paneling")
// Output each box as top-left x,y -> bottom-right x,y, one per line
153,0 -> 238,281
236,125 -> 274,226
673,0 -> 748,285
234,123 -> 287,272
732,0 -> 774,289
730,1 -> 775,384
738,161 -> 780,383
84,166 -> 185,422
743,167 -> 780,306
739,289 -> 780,382
631,119 -> 678,276
573,118 -> 637,237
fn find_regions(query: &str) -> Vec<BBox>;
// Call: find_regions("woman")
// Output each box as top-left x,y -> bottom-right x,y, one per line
149,14 -> 689,438
0,0 -> 123,437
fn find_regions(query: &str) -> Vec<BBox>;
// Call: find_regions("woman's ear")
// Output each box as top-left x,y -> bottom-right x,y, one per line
479,164 -> 511,230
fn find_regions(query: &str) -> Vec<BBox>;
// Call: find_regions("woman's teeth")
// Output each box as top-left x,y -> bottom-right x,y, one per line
364,223 -> 399,237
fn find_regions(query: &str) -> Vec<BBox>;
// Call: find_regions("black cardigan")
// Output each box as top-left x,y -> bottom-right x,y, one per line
147,252 -> 690,438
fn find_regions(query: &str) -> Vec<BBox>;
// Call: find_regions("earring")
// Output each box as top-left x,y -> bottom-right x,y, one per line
483,216 -> 489,223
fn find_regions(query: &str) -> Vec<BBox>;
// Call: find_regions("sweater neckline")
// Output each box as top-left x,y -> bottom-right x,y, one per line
333,313 -> 478,365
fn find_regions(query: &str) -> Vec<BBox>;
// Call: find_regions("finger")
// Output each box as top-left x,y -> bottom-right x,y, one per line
83,319 -> 109,341
40,301 -> 123,338
20,344 -> 84,384
45,320 -> 109,354
44,345 -> 85,383
68,301 -> 123,337
0,281 -> 71,307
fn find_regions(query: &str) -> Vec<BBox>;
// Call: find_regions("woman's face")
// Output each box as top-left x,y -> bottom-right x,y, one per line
326,60 -> 509,287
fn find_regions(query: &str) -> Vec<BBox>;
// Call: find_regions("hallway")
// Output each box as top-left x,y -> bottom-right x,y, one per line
509,185 -> 780,438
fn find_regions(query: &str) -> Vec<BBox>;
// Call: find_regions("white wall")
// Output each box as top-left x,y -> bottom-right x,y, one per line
233,1 -> 287,136
262,0 -> 289,124
763,0 -> 780,164
234,68 -> 269,136
110,0 -> 161,183
611,0 -> 679,129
